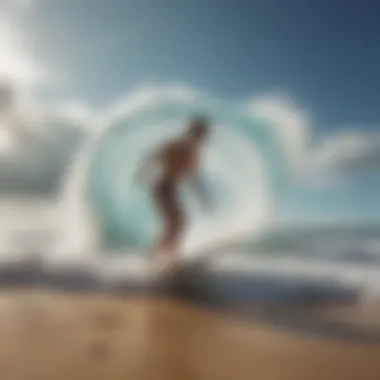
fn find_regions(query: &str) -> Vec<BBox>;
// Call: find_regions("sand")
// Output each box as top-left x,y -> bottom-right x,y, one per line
0,289 -> 378,380
308,300 -> 380,330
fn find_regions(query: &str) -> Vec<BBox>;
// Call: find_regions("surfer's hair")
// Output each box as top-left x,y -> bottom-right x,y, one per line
187,115 -> 210,139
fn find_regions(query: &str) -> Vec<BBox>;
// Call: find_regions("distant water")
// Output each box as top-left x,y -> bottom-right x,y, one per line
0,224 -> 379,301
2,223 -> 380,265
244,224 -> 380,264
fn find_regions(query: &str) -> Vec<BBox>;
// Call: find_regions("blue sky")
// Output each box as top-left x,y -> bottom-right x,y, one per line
1,0 -> 380,226
30,0 -> 380,127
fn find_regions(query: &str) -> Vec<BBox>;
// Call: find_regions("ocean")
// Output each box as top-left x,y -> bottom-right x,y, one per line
0,87 -> 379,302
244,223 -> 380,263
0,216 -> 379,302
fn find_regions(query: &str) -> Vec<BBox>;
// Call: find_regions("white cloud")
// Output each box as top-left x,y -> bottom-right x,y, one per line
245,92 -> 380,189
0,10 -> 48,87
0,78 -> 89,197
0,81 -> 44,151
0,76 -> 93,157
246,92 -> 311,179
312,130 -> 380,172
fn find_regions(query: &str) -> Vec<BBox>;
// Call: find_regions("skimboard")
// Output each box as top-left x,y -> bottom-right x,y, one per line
147,237 -> 241,295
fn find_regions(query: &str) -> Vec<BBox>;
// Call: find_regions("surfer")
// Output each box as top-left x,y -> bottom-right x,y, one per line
135,115 -> 213,259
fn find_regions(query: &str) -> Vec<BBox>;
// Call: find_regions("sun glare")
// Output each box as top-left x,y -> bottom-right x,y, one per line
0,11 -> 43,87
0,124 -> 16,154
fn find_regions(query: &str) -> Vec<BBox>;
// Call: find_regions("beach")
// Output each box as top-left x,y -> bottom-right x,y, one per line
0,289 -> 378,380
307,300 -> 380,331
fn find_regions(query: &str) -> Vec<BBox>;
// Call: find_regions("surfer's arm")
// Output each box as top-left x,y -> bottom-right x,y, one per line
134,148 -> 162,184
189,170 -> 213,212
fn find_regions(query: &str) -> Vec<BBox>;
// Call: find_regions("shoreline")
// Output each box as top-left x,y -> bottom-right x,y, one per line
0,289 -> 379,380
0,255 -> 380,343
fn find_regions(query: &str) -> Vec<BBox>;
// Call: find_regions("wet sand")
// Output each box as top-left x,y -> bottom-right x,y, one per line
0,289 -> 379,380
308,300 -> 380,330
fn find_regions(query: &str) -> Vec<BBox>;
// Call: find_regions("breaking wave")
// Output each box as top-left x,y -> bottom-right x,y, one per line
54,87 -> 301,258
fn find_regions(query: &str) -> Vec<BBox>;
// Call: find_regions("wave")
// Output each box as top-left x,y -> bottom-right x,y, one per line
52,86 -> 305,259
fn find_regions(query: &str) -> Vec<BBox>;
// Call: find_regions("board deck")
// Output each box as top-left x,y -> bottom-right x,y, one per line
145,238 -> 240,297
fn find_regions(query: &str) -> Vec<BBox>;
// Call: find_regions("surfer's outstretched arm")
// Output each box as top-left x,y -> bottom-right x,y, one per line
134,148 -> 162,184
189,171 -> 213,212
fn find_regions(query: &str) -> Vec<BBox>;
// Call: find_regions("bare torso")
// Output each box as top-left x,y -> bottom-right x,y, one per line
158,138 -> 199,184
147,138 -> 200,255
143,127 -> 209,256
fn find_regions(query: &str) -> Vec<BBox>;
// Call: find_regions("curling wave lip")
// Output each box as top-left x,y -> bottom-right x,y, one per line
51,86 -> 294,261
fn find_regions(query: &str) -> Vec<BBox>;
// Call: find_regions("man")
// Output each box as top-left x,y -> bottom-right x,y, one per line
135,115 -> 213,259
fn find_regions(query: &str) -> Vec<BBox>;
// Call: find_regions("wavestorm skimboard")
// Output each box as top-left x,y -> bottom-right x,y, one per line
147,237 -> 241,293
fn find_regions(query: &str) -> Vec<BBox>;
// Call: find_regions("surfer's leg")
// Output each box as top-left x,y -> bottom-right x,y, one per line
153,182 -> 184,257
158,208 -> 184,256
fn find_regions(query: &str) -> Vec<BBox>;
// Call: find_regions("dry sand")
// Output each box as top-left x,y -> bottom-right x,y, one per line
0,289 -> 378,380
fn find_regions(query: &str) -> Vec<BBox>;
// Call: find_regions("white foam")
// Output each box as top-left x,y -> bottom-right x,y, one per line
39,251 -> 380,297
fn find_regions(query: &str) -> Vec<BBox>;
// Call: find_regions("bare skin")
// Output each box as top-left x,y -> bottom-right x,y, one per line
135,117 -> 212,258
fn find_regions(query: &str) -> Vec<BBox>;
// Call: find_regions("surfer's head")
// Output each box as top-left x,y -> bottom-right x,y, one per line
187,115 -> 210,142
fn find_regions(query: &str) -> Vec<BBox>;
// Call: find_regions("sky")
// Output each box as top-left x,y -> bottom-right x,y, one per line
0,0 -> 380,227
